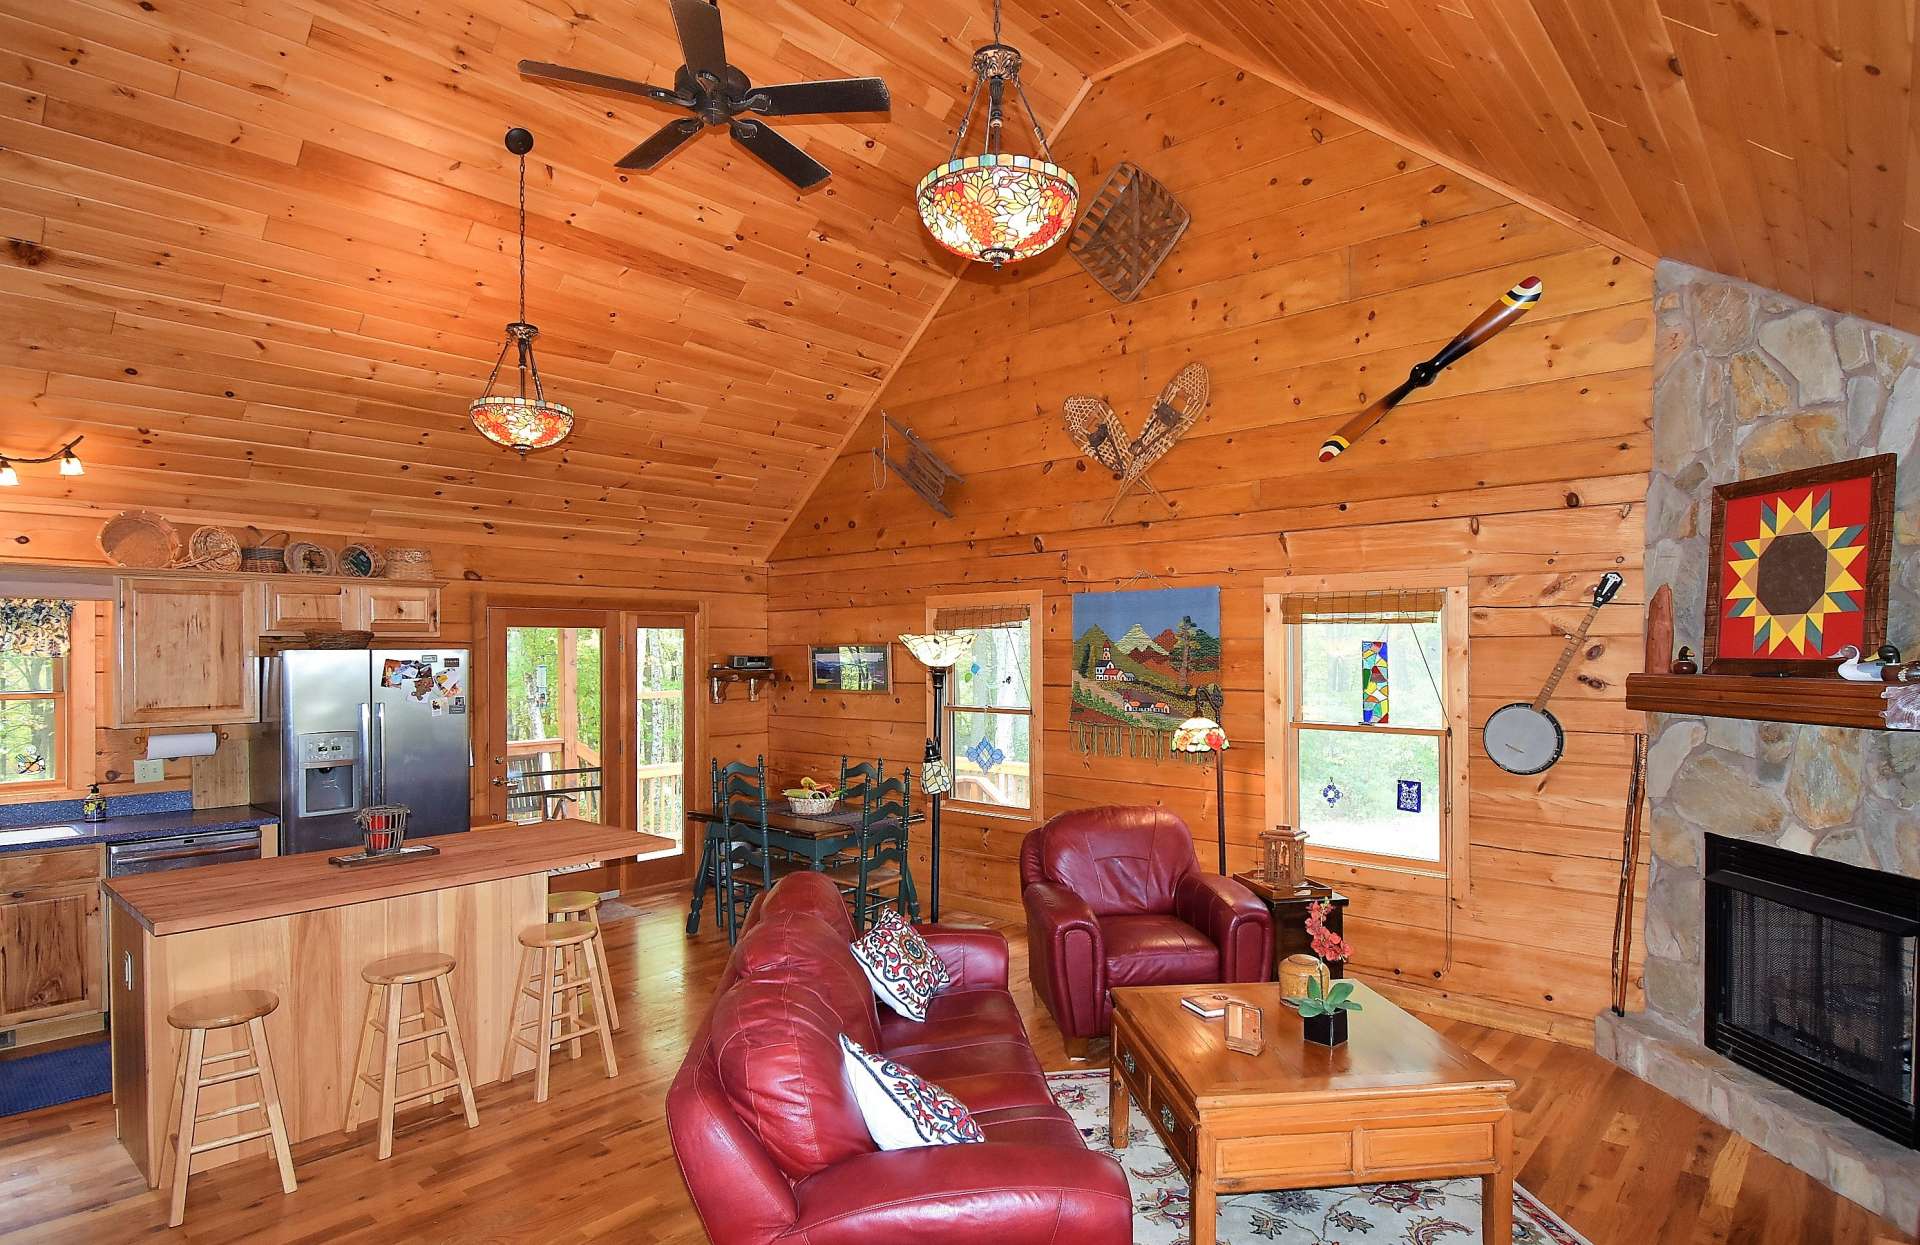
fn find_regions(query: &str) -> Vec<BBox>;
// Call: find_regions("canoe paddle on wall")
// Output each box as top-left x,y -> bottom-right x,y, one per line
1318,276 -> 1543,462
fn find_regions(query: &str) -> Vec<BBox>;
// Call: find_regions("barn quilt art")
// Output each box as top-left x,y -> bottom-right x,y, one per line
1705,455 -> 1895,674
1070,587 -> 1223,757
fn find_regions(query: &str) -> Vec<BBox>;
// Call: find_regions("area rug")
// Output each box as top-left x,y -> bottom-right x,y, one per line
1046,1069 -> 1589,1245
0,1039 -> 111,1118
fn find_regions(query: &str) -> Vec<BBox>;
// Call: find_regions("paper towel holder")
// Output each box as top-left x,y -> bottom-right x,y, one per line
138,729 -> 229,761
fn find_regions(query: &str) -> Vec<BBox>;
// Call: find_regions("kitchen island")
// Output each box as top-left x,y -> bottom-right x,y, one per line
105,821 -> 667,1185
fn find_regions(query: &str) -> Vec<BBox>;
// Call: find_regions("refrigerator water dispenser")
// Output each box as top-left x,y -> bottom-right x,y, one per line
297,731 -> 360,817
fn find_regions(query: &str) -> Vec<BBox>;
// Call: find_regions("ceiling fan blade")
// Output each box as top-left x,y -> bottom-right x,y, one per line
670,0 -> 729,85
1318,276 -> 1542,462
743,77 -> 892,116
616,117 -> 706,169
728,119 -> 830,189
518,59 -> 689,107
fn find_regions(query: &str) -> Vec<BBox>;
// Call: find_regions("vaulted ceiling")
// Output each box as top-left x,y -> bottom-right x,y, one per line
1,0 -> 1913,564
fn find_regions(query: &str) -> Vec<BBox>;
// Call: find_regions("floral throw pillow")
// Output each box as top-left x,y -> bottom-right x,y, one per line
838,1034 -> 984,1150
849,908 -> 950,1021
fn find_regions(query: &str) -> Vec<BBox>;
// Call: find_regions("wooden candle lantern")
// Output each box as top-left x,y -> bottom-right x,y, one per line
1260,826 -> 1308,889
1224,1000 -> 1264,1055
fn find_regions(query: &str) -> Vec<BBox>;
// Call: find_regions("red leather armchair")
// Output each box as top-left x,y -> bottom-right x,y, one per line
1021,805 -> 1272,1055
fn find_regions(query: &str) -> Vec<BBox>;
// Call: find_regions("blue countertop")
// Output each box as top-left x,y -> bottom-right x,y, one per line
0,806 -> 278,855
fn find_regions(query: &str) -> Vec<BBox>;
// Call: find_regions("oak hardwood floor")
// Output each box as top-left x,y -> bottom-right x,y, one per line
0,882 -> 1909,1244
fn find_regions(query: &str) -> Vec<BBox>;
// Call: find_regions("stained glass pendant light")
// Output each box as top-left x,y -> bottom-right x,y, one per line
915,0 -> 1078,269
470,127 -> 574,455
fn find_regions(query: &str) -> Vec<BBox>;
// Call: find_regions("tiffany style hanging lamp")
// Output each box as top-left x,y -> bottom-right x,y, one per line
470,127 -> 574,455
915,0 -> 1078,269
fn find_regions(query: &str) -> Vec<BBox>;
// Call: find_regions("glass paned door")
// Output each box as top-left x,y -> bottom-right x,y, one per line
504,624 -> 604,823
635,626 -> 686,851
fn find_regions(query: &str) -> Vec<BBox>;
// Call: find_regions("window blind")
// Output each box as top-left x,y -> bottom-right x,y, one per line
1281,589 -> 1444,626
932,603 -> 1031,631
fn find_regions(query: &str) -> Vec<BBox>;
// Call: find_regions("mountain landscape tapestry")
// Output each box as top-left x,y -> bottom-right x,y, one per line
1070,587 -> 1223,757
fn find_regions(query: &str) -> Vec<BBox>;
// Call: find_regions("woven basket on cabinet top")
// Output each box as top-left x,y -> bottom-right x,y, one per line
97,511 -> 181,569
238,528 -> 289,574
384,547 -> 433,580
180,525 -> 242,572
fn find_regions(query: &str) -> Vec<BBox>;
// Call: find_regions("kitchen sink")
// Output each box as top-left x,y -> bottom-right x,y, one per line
0,825 -> 89,847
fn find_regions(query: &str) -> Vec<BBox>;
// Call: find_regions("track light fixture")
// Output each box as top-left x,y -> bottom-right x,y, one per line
0,437 -> 84,486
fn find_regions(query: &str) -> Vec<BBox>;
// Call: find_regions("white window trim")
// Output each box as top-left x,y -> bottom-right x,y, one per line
1262,571 -> 1469,887
924,590 -> 1044,821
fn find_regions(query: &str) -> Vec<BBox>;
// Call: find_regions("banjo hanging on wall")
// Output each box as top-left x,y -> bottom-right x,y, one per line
1483,572 -> 1624,775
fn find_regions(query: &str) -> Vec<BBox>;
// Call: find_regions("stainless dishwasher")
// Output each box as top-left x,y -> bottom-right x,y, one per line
106,828 -> 263,877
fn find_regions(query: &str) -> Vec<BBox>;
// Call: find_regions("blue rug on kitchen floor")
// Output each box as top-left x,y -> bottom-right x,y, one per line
0,1039 -> 111,1117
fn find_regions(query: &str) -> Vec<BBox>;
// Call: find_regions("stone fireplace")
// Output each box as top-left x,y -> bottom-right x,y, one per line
1597,261 -> 1920,1223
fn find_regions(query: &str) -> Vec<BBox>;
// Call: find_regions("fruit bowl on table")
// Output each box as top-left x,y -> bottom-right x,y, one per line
782,780 -> 838,816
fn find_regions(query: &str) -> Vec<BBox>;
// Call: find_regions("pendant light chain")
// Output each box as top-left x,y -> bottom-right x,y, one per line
516,149 -> 527,326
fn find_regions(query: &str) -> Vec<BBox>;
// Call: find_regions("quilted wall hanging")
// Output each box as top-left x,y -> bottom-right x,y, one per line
1069,586 -> 1222,758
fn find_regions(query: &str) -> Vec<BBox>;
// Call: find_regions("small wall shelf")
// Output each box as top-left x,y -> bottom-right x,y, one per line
707,666 -> 781,705
1626,673 -> 1897,731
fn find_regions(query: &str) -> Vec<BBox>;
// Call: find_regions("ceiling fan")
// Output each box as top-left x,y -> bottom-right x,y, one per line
519,0 -> 890,190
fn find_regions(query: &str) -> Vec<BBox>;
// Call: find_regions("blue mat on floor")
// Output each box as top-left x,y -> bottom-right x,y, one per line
0,1039 -> 111,1117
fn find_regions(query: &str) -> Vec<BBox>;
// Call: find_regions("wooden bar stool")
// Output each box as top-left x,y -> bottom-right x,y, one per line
501,921 -> 618,1103
345,951 -> 480,1160
547,889 -> 621,1031
160,988 -> 296,1228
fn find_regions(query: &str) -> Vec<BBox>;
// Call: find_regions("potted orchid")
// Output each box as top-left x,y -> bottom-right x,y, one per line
1305,898 -> 1351,980
1287,976 -> 1362,1047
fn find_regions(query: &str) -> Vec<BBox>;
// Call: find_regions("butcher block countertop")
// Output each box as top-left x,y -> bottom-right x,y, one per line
104,822 -> 667,936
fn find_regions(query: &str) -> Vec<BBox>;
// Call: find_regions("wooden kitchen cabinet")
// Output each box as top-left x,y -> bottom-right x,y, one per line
261,582 -> 347,636
111,577 -> 261,726
0,847 -> 105,1031
346,583 -> 439,636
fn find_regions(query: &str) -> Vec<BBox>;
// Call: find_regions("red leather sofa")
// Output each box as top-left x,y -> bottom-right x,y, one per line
1022,805 -> 1273,1055
667,870 -> 1131,1244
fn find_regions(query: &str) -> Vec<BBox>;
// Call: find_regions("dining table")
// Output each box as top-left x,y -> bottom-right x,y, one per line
682,805 -> 925,934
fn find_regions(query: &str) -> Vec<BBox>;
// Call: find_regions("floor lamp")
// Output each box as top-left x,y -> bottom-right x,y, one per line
1174,717 -> 1230,874
899,631 -> 974,923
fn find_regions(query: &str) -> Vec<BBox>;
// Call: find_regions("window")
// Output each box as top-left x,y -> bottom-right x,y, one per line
1266,576 -> 1465,870
928,594 -> 1043,815
0,649 -> 63,791
0,599 -> 95,801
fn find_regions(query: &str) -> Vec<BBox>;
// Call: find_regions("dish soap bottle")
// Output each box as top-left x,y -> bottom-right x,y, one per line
81,784 -> 108,822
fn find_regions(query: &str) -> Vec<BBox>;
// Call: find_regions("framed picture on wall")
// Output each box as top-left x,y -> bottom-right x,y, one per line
810,644 -> 892,692
1704,454 -> 1896,675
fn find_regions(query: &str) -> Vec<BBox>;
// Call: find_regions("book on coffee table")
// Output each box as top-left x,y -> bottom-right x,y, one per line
1179,991 -> 1237,1019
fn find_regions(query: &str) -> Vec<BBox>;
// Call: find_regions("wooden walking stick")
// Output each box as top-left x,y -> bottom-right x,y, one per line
1610,731 -> 1650,1016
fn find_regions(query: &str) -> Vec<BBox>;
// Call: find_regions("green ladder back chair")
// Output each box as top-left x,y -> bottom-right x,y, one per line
823,755 -> 885,867
713,755 -> 772,945
830,767 -> 918,934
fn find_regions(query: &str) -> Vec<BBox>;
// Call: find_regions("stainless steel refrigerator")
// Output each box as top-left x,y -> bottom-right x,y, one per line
253,648 -> 472,855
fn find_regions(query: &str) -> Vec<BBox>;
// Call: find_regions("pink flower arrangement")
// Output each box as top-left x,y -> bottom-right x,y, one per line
1305,899 -> 1351,963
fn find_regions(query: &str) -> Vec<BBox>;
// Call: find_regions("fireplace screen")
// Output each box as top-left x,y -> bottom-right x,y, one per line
1705,834 -> 1920,1146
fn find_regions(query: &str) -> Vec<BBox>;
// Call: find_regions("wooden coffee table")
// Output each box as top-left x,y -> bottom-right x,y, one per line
1109,982 -> 1515,1245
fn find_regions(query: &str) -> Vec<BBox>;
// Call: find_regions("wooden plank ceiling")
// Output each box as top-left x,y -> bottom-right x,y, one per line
3,0 -> 1913,563
1133,0 -> 1920,335
0,0 -> 1174,562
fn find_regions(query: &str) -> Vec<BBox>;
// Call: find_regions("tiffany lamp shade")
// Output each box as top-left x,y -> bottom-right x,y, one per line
1173,716 -> 1230,874
898,630 -> 975,921
916,153 -> 1078,269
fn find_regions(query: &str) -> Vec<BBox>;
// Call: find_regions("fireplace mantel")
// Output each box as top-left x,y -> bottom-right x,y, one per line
1625,673 -> 1899,731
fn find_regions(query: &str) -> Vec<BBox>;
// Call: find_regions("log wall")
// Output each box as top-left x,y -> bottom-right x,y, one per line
767,44 -> 1655,1041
